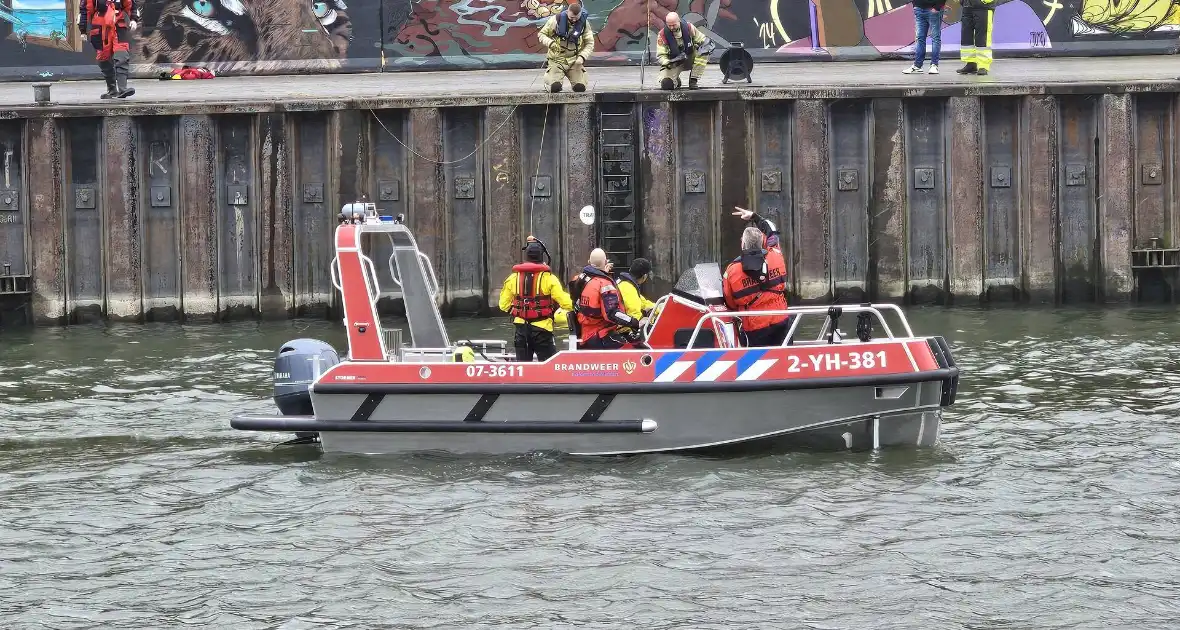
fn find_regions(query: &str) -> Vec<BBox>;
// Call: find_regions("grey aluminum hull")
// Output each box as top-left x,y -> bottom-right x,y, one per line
233,378 -> 946,456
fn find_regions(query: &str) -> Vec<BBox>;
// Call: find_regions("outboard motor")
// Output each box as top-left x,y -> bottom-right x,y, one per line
273,339 -> 340,416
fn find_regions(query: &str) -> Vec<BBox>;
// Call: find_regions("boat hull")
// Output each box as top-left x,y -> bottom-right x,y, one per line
235,378 -> 945,456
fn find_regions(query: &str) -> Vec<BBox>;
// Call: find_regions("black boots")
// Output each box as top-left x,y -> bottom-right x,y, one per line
550,82 -> 562,93
660,77 -> 674,90
956,63 -> 977,75
99,60 -> 117,99
572,83 -> 586,92
112,51 -> 135,98
689,78 -> 699,89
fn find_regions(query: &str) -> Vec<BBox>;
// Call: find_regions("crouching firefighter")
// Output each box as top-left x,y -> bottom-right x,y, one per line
499,236 -> 574,362
78,0 -> 137,99
537,1 -> 595,93
723,207 -> 791,347
656,11 -> 708,90
570,249 -> 643,349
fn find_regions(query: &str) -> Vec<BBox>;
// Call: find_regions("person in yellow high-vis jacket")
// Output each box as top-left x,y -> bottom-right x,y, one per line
957,0 -> 996,75
656,11 -> 708,90
537,2 -> 595,93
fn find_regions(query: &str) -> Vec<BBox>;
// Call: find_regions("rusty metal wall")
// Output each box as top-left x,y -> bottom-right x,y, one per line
1058,97 -> 1099,304
9,92 -> 1180,326
369,110 -> 409,313
905,99 -> 948,304
520,105 -> 563,275
65,118 -> 104,321
140,117 -> 181,320
751,102 -> 792,286
830,102 -> 870,303
218,115 -> 259,317
0,121 -> 25,279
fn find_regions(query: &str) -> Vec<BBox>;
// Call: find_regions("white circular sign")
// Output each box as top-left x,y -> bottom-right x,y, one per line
579,205 -> 596,226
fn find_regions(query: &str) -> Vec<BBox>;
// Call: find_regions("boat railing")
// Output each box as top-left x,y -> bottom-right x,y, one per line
385,335 -> 515,363
681,303 -> 916,350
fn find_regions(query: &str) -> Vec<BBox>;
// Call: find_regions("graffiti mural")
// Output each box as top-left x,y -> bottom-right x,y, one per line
0,0 -> 1176,77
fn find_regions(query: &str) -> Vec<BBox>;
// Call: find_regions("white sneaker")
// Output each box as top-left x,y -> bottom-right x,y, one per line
902,66 -> 921,74
927,65 -> 939,74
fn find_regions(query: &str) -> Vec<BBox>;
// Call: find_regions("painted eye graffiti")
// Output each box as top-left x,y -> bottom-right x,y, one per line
180,0 -> 245,35
191,0 -> 215,18
312,0 -> 340,26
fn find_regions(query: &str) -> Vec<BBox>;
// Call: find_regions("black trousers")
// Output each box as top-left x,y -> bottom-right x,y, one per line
743,319 -> 790,347
580,332 -> 627,350
514,323 -> 557,362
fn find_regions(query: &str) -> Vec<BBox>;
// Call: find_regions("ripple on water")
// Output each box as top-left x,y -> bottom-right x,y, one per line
0,311 -> 1179,629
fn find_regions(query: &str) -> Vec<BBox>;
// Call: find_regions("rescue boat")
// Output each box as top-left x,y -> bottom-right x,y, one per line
231,202 -> 961,456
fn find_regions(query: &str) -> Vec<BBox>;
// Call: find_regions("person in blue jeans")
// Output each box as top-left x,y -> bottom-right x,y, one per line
903,0 -> 946,74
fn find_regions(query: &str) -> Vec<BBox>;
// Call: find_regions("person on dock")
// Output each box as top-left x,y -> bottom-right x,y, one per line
957,0 -> 996,75
902,0 -> 946,75
615,257 -> 657,335
573,249 -> 642,349
499,236 -> 574,362
78,0 -> 138,99
536,1 -> 595,93
723,207 -> 790,348
656,11 -> 708,91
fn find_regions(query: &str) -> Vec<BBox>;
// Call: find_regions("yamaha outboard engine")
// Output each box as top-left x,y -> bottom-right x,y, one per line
273,339 -> 341,416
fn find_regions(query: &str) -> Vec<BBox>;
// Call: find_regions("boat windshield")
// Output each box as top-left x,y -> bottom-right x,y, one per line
672,263 -> 726,305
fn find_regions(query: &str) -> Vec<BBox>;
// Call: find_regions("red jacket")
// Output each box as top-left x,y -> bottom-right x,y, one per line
80,0 -> 134,32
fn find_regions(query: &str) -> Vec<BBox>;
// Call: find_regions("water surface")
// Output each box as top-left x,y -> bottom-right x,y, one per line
1,307 -> 1178,629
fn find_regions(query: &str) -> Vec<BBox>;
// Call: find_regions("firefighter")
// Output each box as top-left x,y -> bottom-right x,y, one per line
536,1 -> 595,93
572,248 -> 642,349
723,207 -> 790,347
498,236 -> 574,362
615,257 -> 656,334
78,0 -> 137,99
957,0 -> 996,75
656,11 -> 708,91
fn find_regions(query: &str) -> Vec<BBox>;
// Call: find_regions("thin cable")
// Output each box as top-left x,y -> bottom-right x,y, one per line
366,60 -> 546,166
528,95 -> 550,233
368,103 -> 520,166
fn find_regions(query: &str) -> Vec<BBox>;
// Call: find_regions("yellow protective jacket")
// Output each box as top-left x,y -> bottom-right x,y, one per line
617,276 -> 655,322
656,22 -> 707,67
499,268 -> 574,332
537,12 -> 595,64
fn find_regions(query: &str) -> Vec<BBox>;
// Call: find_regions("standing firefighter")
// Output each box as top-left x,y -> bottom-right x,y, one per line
537,2 -> 595,93
78,0 -> 137,99
957,0 -> 995,75
656,11 -> 708,90
499,236 -> 574,362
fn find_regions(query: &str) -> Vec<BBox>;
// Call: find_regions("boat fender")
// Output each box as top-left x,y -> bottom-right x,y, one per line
273,338 -> 341,416
452,346 -> 476,363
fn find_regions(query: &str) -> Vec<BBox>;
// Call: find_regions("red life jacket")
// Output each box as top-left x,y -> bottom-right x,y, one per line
509,262 -> 557,322
723,247 -> 788,331
576,274 -> 620,343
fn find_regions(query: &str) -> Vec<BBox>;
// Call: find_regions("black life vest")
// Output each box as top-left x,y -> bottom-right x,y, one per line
510,262 -> 557,322
555,10 -> 588,44
662,23 -> 694,58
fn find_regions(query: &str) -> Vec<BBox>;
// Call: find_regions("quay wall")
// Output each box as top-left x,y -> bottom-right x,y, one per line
0,0 -> 1177,81
1,87 -> 1179,326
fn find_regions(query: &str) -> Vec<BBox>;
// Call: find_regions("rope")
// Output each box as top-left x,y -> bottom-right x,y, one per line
365,60 -> 546,166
